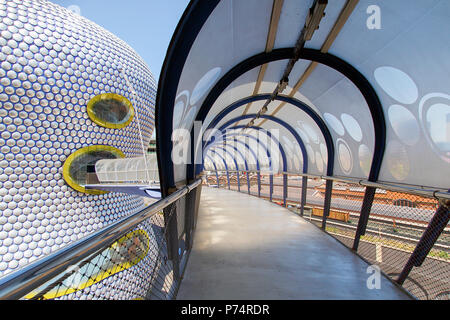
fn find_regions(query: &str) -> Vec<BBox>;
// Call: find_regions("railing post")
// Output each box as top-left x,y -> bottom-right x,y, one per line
247,171 -> 250,194
321,179 -> 333,230
237,170 -> 240,192
397,196 -> 450,285
0,180 -> 202,300
300,176 -> 307,216
163,189 -> 180,283
192,182 -> 202,232
215,170 -> 219,188
257,171 -> 261,197
352,186 -> 377,251
283,173 -> 288,207
184,181 -> 202,253
269,174 -> 274,202
226,170 -> 230,190
184,184 -> 195,251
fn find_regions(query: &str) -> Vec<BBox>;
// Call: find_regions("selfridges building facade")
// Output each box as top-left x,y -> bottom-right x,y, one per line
0,0 -> 157,288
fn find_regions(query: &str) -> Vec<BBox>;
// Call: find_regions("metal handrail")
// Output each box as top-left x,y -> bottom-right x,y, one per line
0,179 -> 202,300
96,169 -> 160,173
204,170 -> 450,200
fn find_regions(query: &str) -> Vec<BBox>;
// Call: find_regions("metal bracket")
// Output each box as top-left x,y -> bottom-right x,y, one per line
304,0 -> 328,41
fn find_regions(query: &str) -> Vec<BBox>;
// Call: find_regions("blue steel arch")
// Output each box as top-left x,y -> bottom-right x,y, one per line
204,154 -> 220,186
215,115 -> 310,174
204,131 -> 273,174
160,50 -> 385,192
207,127 -> 290,202
209,149 -> 228,171
209,144 -> 246,192
210,144 -> 247,171
209,128 -> 293,205
208,134 -> 281,199
208,145 -> 239,171
204,154 -> 219,171
204,94 -> 334,175
215,137 -> 261,194
152,0 -> 389,256
193,48 -> 385,183
209,149 -> 231,189
206,127 -> 288,174
226,138 -> 259,172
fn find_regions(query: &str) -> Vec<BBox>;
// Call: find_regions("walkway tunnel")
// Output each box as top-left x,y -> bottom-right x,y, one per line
155,0 -> 450,300
0,0 -> 448,301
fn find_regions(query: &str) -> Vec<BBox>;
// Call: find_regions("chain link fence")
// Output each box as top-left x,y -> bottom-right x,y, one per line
0,180 -> 202,300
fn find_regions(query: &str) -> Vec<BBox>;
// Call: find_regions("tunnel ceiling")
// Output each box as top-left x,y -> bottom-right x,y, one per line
155,0 -> 450,194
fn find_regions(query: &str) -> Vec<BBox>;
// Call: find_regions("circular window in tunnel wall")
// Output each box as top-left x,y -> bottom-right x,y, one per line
63,145 -> 125,194
87,93 -> 135,129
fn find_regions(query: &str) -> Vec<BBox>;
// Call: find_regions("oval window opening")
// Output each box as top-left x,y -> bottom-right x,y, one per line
87,93 -> 134,129
63,145 -> 125,194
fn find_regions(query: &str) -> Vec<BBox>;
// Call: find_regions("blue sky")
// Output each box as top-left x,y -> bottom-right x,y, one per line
50,0 -> 190,80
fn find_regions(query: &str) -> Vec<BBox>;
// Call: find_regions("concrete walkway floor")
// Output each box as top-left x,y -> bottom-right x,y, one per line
177,187 -> 412,300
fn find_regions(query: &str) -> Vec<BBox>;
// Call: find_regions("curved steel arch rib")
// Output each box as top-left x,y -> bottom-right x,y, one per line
203,94 -> 333,175
156,0 -> 220,195
215,115 -> 309,174
208,149 -> 230,189
204,154 -> 220,187
208,145 -> 240,171
204,154 -> 217,171
207,130 -> 281,197
211,140 -> 257,194
157,3 -> 385,192
205,126 -> 288,174
209,144 -> 245,192
209,142 -> 252,171
222,138 -> 259,172
204,130 -> 273,174
194,48 -> 384,182
207,127 -> 294,206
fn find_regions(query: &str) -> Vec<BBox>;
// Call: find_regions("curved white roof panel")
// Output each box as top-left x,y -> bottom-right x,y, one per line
156,0 -> 450,194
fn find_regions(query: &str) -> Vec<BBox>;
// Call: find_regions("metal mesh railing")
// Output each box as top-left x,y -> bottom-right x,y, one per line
25,209 -> 174,300
0,180 -> 202,300
323,181 -> 364,248
207,170 -> 450,300
303,178 -> 326,229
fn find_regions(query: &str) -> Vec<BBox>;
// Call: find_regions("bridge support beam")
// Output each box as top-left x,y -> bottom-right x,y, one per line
352,186 -> 376,251
269,174 -> 274,202
283,173 -> 288,207
321,179 -> 333,230
257,172 -> 261,197
397,196 -> 450,285
300,176 -> 308,217
237,170 -> 240,192
164,188 -> 181,284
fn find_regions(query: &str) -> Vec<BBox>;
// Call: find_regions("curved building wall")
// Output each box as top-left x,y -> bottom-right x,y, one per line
0,0 -> 156,279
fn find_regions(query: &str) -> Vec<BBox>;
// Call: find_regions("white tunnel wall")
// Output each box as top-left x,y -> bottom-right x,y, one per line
327,0 -> 450,188
163,0 -> 450,192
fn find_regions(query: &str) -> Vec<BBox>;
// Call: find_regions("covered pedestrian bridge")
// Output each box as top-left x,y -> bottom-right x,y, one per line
154,0 -> 449,300
0,0 -> 448,301
177,187 -> 410,300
